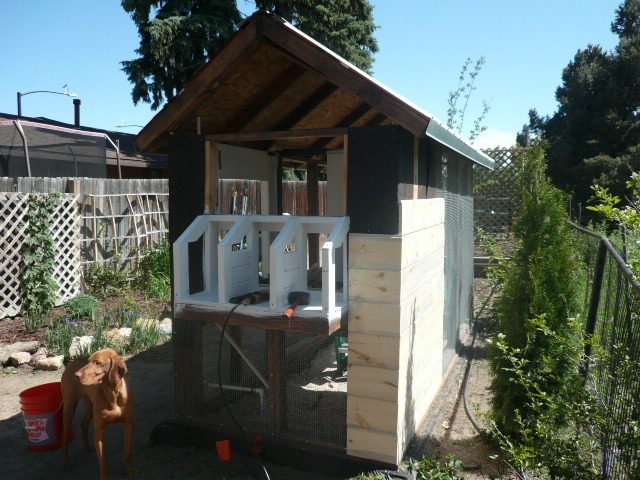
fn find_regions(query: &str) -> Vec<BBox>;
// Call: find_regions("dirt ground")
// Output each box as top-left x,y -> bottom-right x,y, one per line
0,278 -> 506,479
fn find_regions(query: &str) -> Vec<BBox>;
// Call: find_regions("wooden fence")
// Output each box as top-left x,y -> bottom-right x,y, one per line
0,177 -> 169,318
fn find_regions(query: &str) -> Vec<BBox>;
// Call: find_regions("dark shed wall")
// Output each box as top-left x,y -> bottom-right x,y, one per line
347,125 -> 426,235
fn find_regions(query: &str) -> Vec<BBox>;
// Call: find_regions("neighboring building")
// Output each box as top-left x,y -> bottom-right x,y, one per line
0,113 -> 167,179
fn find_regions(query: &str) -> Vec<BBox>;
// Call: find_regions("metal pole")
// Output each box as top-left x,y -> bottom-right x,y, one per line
17,92 -> 22,117
582,239 -> 607,377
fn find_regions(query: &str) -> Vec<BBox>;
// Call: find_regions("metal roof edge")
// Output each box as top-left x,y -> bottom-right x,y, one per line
425,119 -> 495,170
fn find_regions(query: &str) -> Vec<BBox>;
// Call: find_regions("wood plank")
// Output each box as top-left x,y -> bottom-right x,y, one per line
347,365 -> 400,403
263,81 -> 339,151
308,103 -> 372,151
349,267 -> 401,304
347,426 -> 399,465
349,234 -> 401,271
174,302 -> 347,335
206,127 -> 347,143
136,21 -> 261,152
204,141 -> 219,214
347,395 -> 398,434
348,332 -> 399,369
266,330 -> 286,431
224,64 -> 306,132
261,15 -> 429,138
400,198 -> 445,235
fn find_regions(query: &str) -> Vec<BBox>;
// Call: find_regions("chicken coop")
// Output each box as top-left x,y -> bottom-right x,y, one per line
136,11 -> 493,466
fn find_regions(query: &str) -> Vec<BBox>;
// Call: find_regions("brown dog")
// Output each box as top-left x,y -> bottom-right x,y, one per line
61,348 -> 137,480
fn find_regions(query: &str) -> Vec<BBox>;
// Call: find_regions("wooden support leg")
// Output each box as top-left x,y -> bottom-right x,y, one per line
266,330 -> 286,431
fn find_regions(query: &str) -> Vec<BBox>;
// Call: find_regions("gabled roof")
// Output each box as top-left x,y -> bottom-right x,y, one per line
137,11 -> 493,169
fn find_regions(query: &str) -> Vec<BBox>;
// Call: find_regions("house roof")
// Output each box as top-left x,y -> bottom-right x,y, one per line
137,11 -> 493,170
0,113 -> 167,170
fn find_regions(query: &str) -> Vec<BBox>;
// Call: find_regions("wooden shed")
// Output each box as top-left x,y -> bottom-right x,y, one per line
137,11 -> 493,467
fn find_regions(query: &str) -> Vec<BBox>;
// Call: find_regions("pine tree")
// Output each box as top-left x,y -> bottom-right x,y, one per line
121,0 -> 378,110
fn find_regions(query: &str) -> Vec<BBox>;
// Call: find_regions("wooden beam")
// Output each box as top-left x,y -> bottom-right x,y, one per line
260,16 -> 430,137
206,127 -> 347,143
307,160 -> 320,266
204,141 -> 218,214
224,64 -> 305,132
261,81 -> 339,150
308,103 -> 372,151
137,21 -> 261,152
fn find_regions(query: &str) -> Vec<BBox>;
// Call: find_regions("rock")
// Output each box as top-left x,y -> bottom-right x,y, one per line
0,341 -> 39,364
159,318 -> 172,335
69,336 -> 94,358
104,328 -> 132,344
10,351 -> 32,366
34,355 -> 65,371
30,347 -> 49,364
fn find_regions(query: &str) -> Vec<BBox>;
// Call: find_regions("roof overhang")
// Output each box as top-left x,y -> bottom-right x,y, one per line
137,11 -> 493,170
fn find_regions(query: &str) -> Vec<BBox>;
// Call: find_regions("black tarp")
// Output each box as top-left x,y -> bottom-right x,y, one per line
0,120 -> 106,177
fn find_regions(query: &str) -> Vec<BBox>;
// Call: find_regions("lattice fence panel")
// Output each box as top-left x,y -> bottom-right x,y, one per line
474,147 -> 528,235
0,193 -> 81,318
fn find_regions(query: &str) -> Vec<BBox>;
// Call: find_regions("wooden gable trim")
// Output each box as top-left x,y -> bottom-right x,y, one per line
136,20 -> 261,152
259,15 -> 430,138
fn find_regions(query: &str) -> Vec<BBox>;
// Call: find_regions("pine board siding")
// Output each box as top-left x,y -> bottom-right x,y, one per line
346,198 -> 445,465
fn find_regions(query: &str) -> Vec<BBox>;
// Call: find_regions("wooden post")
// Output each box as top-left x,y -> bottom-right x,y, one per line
343,134 -> 349,215
266,329 -> 286,431
92,196 -> 98,263
204,141 -> 218,214
307,160 -> 320,267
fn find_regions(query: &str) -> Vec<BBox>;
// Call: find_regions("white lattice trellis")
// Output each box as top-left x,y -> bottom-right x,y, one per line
0,193 -> 81,318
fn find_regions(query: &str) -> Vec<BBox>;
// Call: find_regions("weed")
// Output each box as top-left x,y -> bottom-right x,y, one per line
85,259 -> 129,298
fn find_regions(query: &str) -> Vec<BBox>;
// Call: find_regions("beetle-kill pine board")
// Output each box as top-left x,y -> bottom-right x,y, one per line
349,225 -> 443,272
347,395 -> 399,433
400,198 -> 445,235
347,426 -> 399,466
347,198 -> 446,465
347,364 -> 402,402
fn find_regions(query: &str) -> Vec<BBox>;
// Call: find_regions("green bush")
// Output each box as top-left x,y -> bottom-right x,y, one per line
490,143 -> 582,435
66,294 -> 100,320
85,259 -> 130,297
135,239 -> 171,302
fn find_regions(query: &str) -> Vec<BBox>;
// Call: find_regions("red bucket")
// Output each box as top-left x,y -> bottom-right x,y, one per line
19,382 -> 65,452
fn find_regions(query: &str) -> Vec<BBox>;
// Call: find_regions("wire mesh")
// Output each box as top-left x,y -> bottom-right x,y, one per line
174,320 -> 347,449
433,152 -> 475,372
572,224 -> 640,479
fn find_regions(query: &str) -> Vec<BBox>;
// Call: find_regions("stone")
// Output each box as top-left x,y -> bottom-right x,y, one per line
0,341 -> 39,364
104,328 -> 132,344
68,336 -> 94,358
30,347 -> 49,364
9,351 -> 32,366
34,355 -> 65,371
159,318 -> 172,335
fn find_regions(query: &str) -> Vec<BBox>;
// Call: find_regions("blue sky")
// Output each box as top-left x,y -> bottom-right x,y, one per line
0,1 -> 621,148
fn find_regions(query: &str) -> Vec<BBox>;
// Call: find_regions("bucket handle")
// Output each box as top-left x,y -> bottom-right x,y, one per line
22,400 -> 63,430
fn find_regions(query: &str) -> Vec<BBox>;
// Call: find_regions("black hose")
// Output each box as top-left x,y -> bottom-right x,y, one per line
217,301 -> 272,480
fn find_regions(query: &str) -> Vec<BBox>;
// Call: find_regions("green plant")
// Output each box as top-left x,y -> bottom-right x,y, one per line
490,144 -> 582,435
21,193 -> 61,331
135,240 -> 171,302
66,294 -> 100,320
85,258 -> 130,297
350,455 -> 464,480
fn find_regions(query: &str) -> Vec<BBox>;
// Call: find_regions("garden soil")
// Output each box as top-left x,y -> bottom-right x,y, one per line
0,278 -> 507,479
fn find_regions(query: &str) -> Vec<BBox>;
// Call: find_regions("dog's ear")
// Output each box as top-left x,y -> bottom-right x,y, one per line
107,354 -> 127,387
